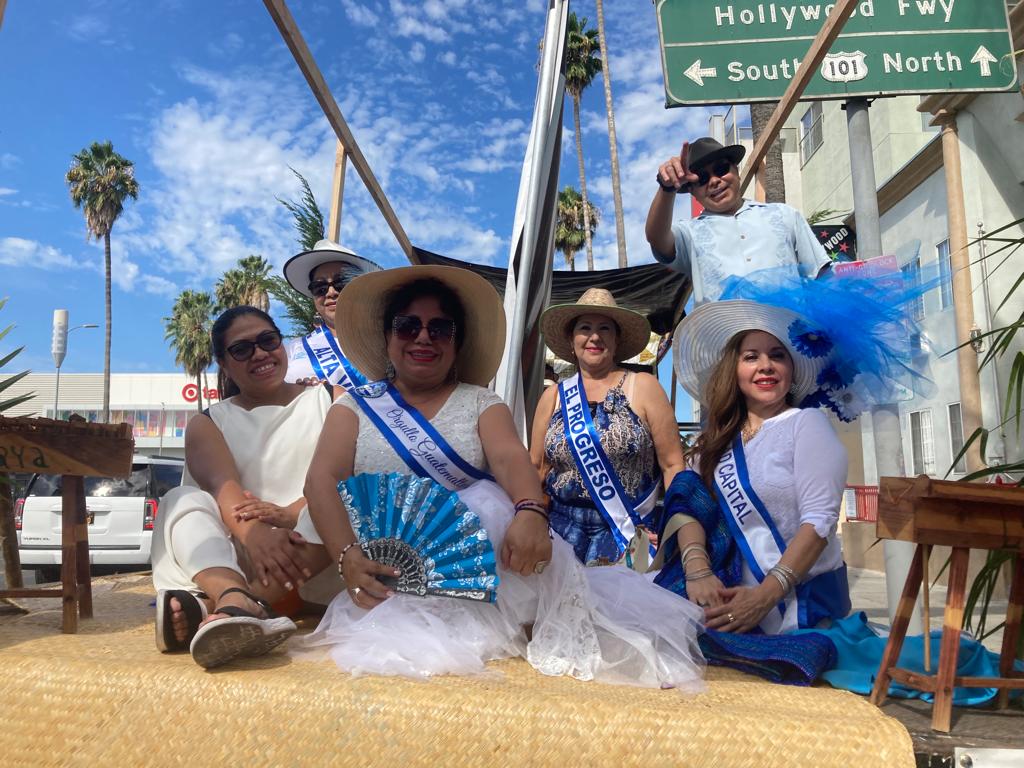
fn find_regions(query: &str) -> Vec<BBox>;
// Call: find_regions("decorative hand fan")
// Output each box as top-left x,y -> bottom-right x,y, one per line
338,472 -> 499,603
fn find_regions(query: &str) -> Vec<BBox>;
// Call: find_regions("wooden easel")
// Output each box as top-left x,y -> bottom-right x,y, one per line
0,415 -> 133,633
869,475 -> 1024,733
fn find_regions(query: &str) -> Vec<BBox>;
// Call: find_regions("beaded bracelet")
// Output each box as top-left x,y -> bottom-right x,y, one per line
337,541 -> 358,576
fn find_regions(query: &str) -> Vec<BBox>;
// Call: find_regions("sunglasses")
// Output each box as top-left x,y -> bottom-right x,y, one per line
308,276 -> 349,298
392,314 -> 456,343
694,158 -> 734,188
225,330 -> 283,361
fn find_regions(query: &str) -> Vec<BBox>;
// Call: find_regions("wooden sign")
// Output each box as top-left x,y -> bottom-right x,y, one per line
0,416 -> 134,478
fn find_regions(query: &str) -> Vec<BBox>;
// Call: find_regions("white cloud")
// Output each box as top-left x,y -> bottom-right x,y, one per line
0,237 -> 78,269
0,153 -> 19,170
410,42 -> 426,63
65,15 -> 108,42
0,188 -> 16,196
438,51 -> 457,66
340,0 -> 380,27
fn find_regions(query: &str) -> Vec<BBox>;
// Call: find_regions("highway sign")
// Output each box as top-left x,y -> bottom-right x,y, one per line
655,0 -> 1018,105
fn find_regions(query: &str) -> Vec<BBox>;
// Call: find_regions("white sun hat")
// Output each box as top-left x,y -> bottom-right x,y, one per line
672,299 -> 832,405
282,239 -> 382,297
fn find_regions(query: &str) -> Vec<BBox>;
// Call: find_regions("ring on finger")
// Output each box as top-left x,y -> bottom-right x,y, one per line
727,612 -> 735,623
351,586 -> 362,598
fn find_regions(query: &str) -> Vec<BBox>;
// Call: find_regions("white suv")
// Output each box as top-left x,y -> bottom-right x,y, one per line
14,454 -> 184,583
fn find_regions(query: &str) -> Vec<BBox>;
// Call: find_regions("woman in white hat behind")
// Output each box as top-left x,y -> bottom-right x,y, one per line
297,266 -> 705,687
280,239 -> 380,388
654,299 -> 851,636
531,288 -> 684,570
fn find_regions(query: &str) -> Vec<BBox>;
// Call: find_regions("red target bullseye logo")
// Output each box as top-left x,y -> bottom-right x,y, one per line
181,382 -> 200,402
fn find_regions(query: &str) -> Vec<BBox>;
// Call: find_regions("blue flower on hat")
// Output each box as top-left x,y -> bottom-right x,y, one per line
798,388 -> 833,411
827,385 -> 867,422
816,359 -> 857,391
788,320 -> 833,358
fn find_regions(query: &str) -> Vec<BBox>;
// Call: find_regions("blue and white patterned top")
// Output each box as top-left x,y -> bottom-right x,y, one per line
652,201 -> 830,305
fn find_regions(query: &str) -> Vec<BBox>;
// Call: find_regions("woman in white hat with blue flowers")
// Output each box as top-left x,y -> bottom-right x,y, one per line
653,299 -> 852,636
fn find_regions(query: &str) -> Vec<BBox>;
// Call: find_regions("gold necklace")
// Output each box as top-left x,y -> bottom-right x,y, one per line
741,420 -> 762,444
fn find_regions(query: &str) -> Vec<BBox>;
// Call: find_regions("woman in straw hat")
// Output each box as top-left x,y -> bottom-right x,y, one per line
298,266 -> 705,686
531,288 -> 684,570
153,306 -> 334,669
653,299 -> 852,638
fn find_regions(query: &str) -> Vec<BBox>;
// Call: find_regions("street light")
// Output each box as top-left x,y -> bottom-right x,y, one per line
51,309 -> 98,419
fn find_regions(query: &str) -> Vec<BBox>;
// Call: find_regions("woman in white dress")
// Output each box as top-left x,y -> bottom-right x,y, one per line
299,265 -> 705,689
153,307 -> 333,668
654,299 -> 851,636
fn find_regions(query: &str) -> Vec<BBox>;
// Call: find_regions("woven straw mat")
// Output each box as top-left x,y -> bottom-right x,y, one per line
0,575 -> 913,767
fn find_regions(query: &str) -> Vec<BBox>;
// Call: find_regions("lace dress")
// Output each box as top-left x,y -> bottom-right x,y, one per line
298,382 -> 705,689
544,373 -> 659,565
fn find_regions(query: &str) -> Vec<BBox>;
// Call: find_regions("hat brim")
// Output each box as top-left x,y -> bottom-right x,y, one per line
283,244 -> 382,297
672,300 -> 823,404
540,303 -> 651,364
334,265 -> 506,387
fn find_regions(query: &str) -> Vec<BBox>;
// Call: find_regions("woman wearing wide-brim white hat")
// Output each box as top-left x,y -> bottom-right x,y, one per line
530,287 -> 684,572
651,298 -> 851,637
295,266 -> 705,687
280,239 -> 382,386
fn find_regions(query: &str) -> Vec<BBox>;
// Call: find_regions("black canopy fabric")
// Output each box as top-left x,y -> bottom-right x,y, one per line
412,247 -> 691,335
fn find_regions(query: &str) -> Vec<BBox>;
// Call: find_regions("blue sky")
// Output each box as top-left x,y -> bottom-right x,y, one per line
0,0 -> 712,395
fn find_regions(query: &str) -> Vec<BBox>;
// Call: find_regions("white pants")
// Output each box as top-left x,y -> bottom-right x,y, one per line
151,485 -> 245,593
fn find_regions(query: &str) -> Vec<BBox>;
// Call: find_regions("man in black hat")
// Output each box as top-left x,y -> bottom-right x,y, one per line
644,137 -> 829,306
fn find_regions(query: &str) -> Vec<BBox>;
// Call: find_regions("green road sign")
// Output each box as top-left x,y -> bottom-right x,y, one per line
655,0 -> 1018,105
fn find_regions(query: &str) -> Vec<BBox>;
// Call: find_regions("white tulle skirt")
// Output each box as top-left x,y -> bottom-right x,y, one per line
295,481 -> 705,690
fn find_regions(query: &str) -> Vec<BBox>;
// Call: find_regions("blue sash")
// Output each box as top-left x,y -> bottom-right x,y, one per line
714,436 -> 848,633
347,381 -> 494,491
291,327 -> 366,389
558,373 -> 657,563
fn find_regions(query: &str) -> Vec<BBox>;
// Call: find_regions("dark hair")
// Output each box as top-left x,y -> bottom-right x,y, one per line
211,306 -> 282,399
564,314 -> 621,340
308,261 -> 363,288
382,278 -> 465,349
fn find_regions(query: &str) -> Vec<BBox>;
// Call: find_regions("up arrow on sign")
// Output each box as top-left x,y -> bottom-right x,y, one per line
684,59 -> 717,87
970,45 -> 998,77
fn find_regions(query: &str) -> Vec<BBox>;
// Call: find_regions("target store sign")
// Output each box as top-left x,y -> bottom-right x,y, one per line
181,382 -> 220,403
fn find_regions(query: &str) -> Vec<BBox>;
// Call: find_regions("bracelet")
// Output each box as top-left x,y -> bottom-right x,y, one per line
767,565 -> 795,596
516,505 -> 550,523
686,569 -> 715,581
680,544 -> 710,564
337,541 -> 358,576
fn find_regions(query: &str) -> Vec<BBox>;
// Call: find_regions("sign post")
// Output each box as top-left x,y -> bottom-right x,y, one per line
655,0 -> 1017,106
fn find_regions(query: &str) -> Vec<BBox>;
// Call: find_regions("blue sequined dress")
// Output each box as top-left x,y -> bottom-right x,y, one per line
544,373 -> 660,566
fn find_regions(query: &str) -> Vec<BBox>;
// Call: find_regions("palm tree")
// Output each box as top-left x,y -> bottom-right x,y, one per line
65,141 -> 139,423
556,186 -> 599,272
164,290 -> 214,412
1,296 -> 33,592
565,12 -> 602,271
215,255 -> 272,312
268,168 -> 324,336
750,103 -> 787,203
594,0 -> 627,268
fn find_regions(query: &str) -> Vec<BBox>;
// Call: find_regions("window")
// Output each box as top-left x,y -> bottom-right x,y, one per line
909,410 -> 936,476
902,256 -> 925,321
936,239 -> 953,310
799,102 -> 824,166
947,403 -> 966,474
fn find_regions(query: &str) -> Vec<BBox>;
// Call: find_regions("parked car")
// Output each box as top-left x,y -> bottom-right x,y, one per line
14,454 -> 184,583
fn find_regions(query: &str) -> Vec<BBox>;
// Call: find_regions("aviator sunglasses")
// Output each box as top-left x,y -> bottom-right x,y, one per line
308,276 -> 349,298
225,330 -> 283,361
693,158 -> 734,188
392,314 -> 457,344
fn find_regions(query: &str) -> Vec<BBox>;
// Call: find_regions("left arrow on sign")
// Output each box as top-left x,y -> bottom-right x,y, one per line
970,45 -> 998,77
684,59 -> 718,87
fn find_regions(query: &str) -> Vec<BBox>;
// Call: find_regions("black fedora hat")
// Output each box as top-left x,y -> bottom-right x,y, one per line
687,136 -> 746,170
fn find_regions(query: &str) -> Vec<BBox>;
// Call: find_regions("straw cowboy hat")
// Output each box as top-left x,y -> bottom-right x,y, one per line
541,288 -> 651,363
672,299 -> 831,405
334,265 -> 506,387
282,239 -> 382,297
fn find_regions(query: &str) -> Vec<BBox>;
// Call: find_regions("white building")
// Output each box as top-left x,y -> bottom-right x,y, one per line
5,373 -> 221,458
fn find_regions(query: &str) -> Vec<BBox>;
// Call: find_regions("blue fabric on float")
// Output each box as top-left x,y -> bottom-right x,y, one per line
798,612 -> 1024,706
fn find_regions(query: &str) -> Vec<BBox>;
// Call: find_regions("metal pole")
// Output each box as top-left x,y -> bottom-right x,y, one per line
846,97 -> 920,633
53,366 -> 61,418
503,0 -> 564,405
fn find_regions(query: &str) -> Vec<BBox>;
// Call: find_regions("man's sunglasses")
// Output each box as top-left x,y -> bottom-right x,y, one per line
392,315 -> 456,343
226,330 -> 283,361
693,158 -> 734,188
308,276 -> 348,298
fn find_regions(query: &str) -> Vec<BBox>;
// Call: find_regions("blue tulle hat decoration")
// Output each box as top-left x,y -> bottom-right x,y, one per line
339,472 -> 499,603
673,263 -> 945,421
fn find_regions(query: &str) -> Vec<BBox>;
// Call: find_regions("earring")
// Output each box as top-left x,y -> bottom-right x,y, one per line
385,360 -> 396,381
